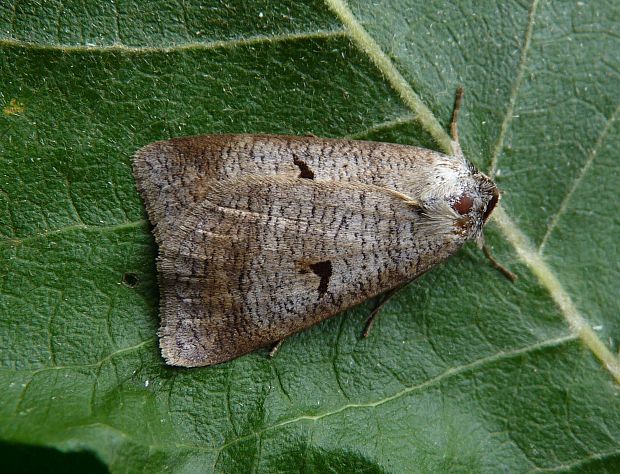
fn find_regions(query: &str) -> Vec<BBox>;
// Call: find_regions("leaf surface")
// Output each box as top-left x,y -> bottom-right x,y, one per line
1,1 -> 619,472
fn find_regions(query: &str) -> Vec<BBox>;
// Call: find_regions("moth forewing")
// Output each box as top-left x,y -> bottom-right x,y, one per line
156,176 -> 463,367
134,122 -> 501,366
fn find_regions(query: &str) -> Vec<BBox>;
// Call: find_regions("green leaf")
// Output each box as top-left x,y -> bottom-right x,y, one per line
1,1 -> 619,472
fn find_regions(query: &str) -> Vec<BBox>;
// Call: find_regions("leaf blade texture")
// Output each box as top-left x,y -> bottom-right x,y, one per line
1,1 -> 619,472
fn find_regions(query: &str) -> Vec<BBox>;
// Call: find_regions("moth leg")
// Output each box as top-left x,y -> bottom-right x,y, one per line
450,86 -> 514,283
268,339 -> 285,358
482,243 -> 517,282
450,86 -> 465,158
362,284 -> 406,338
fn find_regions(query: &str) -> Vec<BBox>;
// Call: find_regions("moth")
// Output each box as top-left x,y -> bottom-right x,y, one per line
133,88 -> 508,367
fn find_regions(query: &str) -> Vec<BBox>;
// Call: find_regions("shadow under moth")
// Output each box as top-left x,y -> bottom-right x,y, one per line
133,88 -> 509,367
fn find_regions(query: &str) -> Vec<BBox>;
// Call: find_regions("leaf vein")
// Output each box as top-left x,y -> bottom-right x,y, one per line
0,30 -> 346,54
488,0 -> 540,177
325,0 -> 452,153
345,114 -> 416,140
0,219 -> 148,248
539,100 -> 620,253
527,447 -> 620,473
213,335 -> 579,455
271,362 -> 292,404
325,0 -> 620,385
41,335 -> 579,455
492,207 -> 620,384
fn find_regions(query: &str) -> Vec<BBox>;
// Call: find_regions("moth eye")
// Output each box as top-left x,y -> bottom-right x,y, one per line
452,193 -> 474,215
483,187 -> 500,222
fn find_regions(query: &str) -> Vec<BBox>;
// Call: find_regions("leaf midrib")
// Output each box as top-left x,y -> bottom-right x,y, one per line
2,0 -> 616,391
2,0 -> 618,465
325,0 -> 620,384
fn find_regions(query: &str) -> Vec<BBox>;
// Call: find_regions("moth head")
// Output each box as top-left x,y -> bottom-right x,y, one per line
448,167 -> 499,239
414,156 -> 500,241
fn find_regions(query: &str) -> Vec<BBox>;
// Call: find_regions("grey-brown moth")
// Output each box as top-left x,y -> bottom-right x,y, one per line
133,89 -> 503,367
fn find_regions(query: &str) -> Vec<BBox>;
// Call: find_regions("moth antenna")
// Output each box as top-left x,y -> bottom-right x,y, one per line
450,86 -> 464,141
450,86 -> 465,157
481,242 -> 517,282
